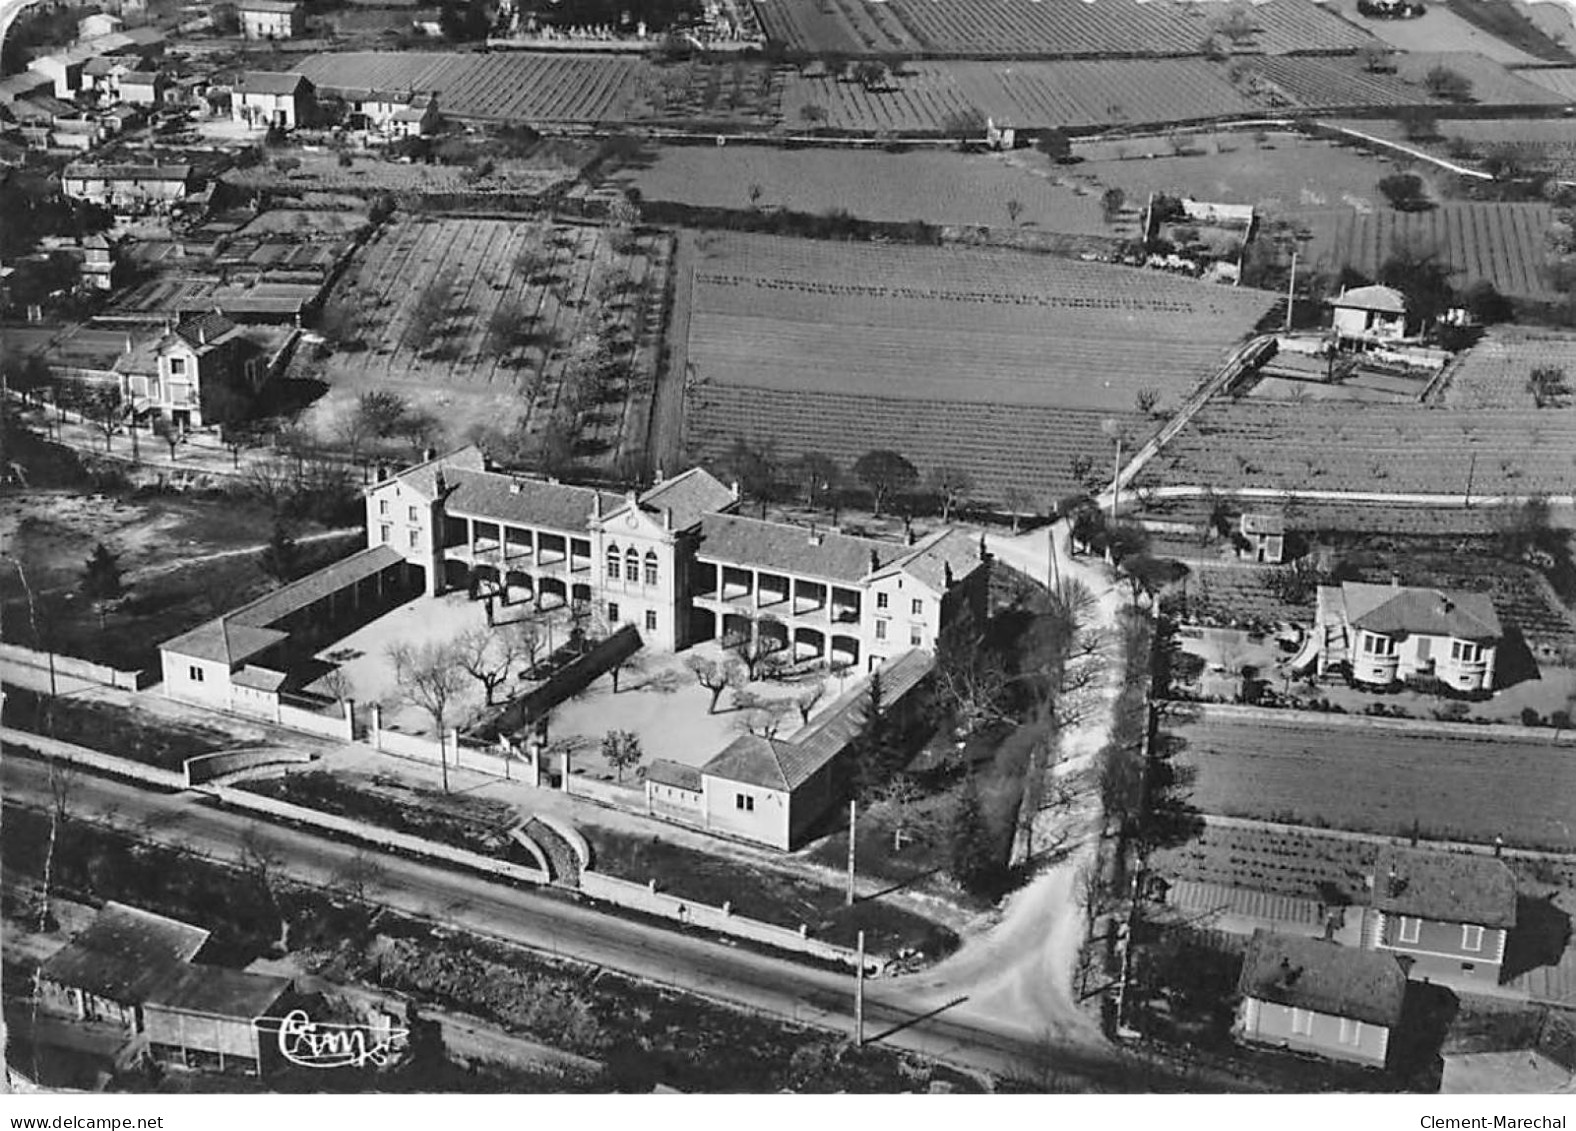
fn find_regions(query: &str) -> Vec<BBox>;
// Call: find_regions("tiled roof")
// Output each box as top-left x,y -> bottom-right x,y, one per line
1334,285 -> 1406,314
696,513 -> 904,585
240,0 -> 301,11
236,71 -> 310,96
1239,930 -> 1408,1029
39,902 -> 210,1005
63,161 -> 192,182
1242,513 -> 1285,536
1374,847 -> 1518,930
233,666 -> 288,692
871,528 -> 985,593
443,469 -> 621,535
171,310 -> 239,351
702,649 -> 934,792
161,619 -> 286,665
635,467 -> 736,531
644,758 -> 703,792
145,964 -> 292,1019
1343,582 -> 1502,641
375,445 -> 487,498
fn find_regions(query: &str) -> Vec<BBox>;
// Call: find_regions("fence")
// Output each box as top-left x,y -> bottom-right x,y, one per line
0,642 -> 149,691
471,625 -> 641,742
577,871 -> 864,969
562,770 -> 646,814
183,747 -> 313,787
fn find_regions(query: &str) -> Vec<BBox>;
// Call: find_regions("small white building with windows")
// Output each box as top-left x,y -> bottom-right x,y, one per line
1313,581 -> 1501,692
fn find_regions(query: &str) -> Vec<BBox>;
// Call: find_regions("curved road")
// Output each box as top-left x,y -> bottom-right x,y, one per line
3,752 -> 1182,1090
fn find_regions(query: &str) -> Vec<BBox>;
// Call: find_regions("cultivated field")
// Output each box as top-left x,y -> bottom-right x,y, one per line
220,147 -> 593,199
1522,66 -> 1576,98
1337,116 -> 1576,179
1240,55 -> 1436,108
1151,822 -> 1380,903
1166,709 -> 1576,850
1392,48 -> 1575,102
1295,201 -> 1558,301
780,59 -> 1264,133
312,216 -> 671,467
752,0 -> 1377,57
1140,400 -> 1576,497
609,145 -> 1111,235
1443,328 -> 1576,408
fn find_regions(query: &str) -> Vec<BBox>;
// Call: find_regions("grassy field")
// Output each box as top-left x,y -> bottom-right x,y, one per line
1140,400 -> 1576,499
1332,115 -> 1576,179
311,216 -> 670,469
1444,329 -> 1576,409
608,145 -> 1111,235
1295,201 -> 1558,301
1166,709 -> 1576,849
2,686 -> 231,771
1326,0 -> 1545,63
753,0 -> 1376,56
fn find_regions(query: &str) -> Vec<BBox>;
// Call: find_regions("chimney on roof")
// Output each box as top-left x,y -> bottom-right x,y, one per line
944,561 -> 954,589
868,548 -> 880,572
978,533 -> 989,562
424,446 -> 437,462
808,522 -> 823,547
655,465 -> 664,483
198,324 -> 206,345
593,493 -> 602,518
626,489 -> 637,508
905,527 -> 916,547
663,507 -> 673,531
434,467 -> 447,497
730,480 -> 740,501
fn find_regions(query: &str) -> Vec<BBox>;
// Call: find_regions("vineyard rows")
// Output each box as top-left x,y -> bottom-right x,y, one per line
690,385 -> 1154,505
322,217 -> 667,467
1168,712 -> 1576,850
1241,55 -> 1433,108
780,59 -> 1262,133
751,0 -> 1377,57
1297,202 -> 1557,301
1143,401 -> 1576,497
1444,329 -> 1576,409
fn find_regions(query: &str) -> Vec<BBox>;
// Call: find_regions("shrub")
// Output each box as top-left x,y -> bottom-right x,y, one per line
1424,65 -> 1473,102
1377,172 -> 1429,211
1521,707 -> 1545,728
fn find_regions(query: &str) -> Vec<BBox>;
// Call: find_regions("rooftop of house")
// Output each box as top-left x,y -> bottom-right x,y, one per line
1333,284 -> 1407,314
644,758 -> 703,793
168,309 -> 241,352
695,513 -> 910,585
1238,930 -> 1408,1029
235,71 -> 311,97
1241,512 -> 1285,537
869,527 -> 988,594
119,70 -> 163,86
0,71 -> 54,103
624,466 -> 737,531
161,545 -> 403,664
1329,581 -> 1502,642
703,649 -> 934,792
145,964 -> 293,1019
1373,846 -> 1518,930
444,469 -> 623,536
38,902 -> 211,1005
240,0 -> 302,11
63,160 -> 193,182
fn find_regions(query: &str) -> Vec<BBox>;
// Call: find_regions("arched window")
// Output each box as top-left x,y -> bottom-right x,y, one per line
625,548 -> 639,583
644,550 -> 659,587
606,544 -> 621,580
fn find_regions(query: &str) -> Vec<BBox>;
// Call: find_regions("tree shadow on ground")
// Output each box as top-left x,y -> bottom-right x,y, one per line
1503,893 -> 1573,981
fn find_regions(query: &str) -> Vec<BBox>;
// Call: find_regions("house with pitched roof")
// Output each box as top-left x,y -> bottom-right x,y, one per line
61,160 -> 196,209
144,966 -> 295,1075
1236,930 -> 1409,1068
138,311 -> 267,429
1365,846 -> 1518,986
1331,284 -> 1412,346
231,71 -> 314,129
1314,580 -> 1502,691
37,903 -> 212,1033
238,0 -> 304,39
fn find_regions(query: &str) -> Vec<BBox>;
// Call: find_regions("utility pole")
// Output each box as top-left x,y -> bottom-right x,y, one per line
1283,250 -> 1297,333
1464,451 -> 1477,507
846,799 -> 856,906
854,930 -> 866,1046
1110,436 -> 1122,524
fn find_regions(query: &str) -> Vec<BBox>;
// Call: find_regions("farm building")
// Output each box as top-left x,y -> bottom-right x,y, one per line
144,967 -> 295,1075
239,0 -> 304,39
342,88 -> 440,136
118,70 -> 168,106
1330,285 -> 1413,347
1235,930 -> 1408,1068
27,49 -> 92,98
1366,846 -> 1517,986
648,648 -> 935,849
357,447 -> 989,666
231,72 -> 314,130
1312,581 -> 1501,691
61,160 -> 195,209
78,12 -> 125,40
36,903 -> 212,1034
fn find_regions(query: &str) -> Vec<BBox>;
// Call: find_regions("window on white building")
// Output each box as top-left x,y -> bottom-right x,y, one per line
1363,633 -> 1395,656
1398,916 -> 1421,944
644,551 -> 658,587
911,629 -> 922,647
735,794 -> 754,812
189,665 -> 204,682
1290,1008 -> 1312,1036
1338,1018 -> 1363,1046
625,548 -> 639,581
408,505 -> 419,522
911,598 -> 923,615
1462,924 -> 1484,952
607,602 -> 619,624
379,499 -> 389,515
607,545 -> 621,579
1451,641 -> 1482,664
875,621 -> 887,640
169,356 -> 186,375
645,609 -> 657,632
876,593 -> 888,609
408,529 -> 419,548
380,524 -> 391,544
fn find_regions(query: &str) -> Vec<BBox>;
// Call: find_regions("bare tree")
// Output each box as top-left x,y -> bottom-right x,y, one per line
685,654 -> 747,713
331,847 -> 388,904
600,728 -> 644,782
239,823 -> 291,953
453,626 -> 522,706
319,667 -> 354,705
733,693 -> 793,738
795,679 -> 827,724
867,773 -> 926,851
83,386 -> 123,452
926,465 -> 974,524
388,641 -> 468,791
609,647 -> 645,693
1003,485 -> 1035,534
724,618 -> 788,680
508,613 -> 547,678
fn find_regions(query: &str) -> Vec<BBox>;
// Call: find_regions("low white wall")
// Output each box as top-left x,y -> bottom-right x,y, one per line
564,772 -> 645,814
184,747 -> 313,786
279,700 -> 353,742
0,642 -> 149,690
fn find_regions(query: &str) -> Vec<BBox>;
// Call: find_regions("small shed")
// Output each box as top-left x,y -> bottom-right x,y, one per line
1239,513 -> 1286,564
1331,285 -> 1411,345
36,903 -> 211,1033
144,966 -> 295,1075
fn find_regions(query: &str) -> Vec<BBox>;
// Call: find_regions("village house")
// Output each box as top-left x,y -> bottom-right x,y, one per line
27,48 -> 91,98
144,966 -> 295,1076
81,54 -> 131,99
1331,285 -> 1413,347
78,11 -> 126,40
1366,846 -> 1518,986
112,311 -> 269,430
239,0 -> 304,39
231,71 -> 314,130
1313,580 -> 1501,692
61,160 -> 196,210
342,88 -> 441,137
1238,512 -> 1285,564
36,903 -> 211,1034
81,234 -> 115,290
1235,930 -> 1409,1069
118,69 -> 168,106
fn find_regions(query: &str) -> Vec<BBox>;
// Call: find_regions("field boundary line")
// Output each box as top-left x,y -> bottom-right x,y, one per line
1174,699 -> 1576,746
1125,484 -> 1576,509
1197,813 -> 1576,863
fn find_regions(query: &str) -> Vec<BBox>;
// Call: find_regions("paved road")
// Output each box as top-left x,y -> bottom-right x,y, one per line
2,751 -> 1175,1090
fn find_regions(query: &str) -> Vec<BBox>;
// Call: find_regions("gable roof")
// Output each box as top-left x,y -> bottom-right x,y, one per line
1334,285 -> 1406,314
1341,582 -> 1501,641
236,71 -> 310,97
443,469 -> 622,536
239,0 -> 302,11
644,758 -> 703,793
1239,930 -> 1408,1029
1373,846 -> 1518,930
696,513 -> 905,585
634,467 -> 737,530
63,161 -> 192,182
870,528 -> 985,593
169,309 -> 240,352
39,902 -> 211,1005
373,445 -> 487,499
702,649 -> 934,792
145,964 -> 292,1019
1241,512 -> 1285,536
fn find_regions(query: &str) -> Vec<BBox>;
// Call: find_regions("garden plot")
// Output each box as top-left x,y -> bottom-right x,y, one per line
313,216 -> 671,468
1443,328 -> 1576,409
